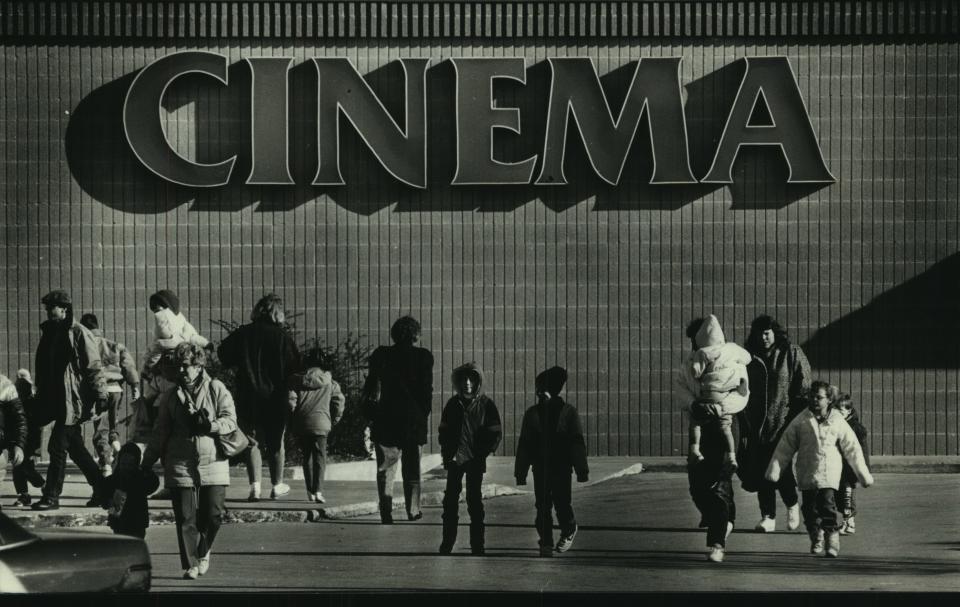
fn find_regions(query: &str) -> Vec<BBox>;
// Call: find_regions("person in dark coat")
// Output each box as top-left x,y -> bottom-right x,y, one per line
737,314 -> 811,533
32,290 -> 109,511
361,315 -> 434,523
437,362 -> 502,555
9,370 -> 46,506
0,373 -> 29,512
514,366 -> 589,557
835,392 -> 869,535
218,293 -> 302,501
96,442 -> 160,539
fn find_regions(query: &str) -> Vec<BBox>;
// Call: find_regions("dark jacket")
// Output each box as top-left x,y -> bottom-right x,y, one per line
438,363 -> 502,472
363,344 -> 434,446
841,406 -> 870,485
514,396 -> 589,481
34,314 -> 108,426
0,375 -> 28,451
288,367 -> 346,436
98,453 -> 161,537
217,319 -> 302,420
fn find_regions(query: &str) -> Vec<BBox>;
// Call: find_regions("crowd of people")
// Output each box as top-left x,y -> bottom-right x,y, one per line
0,291 -> 873,578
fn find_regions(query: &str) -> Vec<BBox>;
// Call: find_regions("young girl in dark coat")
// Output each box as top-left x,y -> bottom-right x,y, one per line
437,362 -> 502,556
97,443 -> 160,539
835,392 -> 869,535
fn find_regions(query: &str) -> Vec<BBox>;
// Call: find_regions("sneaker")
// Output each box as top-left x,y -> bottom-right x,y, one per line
11,494 -> 32,507
707,545 -> 725,563
306,493 -> 316,503
841,516 -> 856,535
314,492 -> 326,504
825,531 -> 840,558
198,553 -> 211,575
439,541 -> 454,555
183,567 -> 200,580
248,482 -> 261,502
31,498 -> 60,511
407,512 -> 423,521
810,529 -> 825,554
270,482 -> 290,499
555,525 -> 578,553
539,545 -> 554,557
755,516 -> 776,533
786,504 -> 801,531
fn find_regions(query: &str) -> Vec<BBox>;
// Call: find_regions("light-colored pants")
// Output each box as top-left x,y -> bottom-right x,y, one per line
375,443 -> 422,519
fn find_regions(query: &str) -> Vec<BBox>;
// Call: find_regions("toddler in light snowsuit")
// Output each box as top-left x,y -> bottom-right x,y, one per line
765,381 -> 874,558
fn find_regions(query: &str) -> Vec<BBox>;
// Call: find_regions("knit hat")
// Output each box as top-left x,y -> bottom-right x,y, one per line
41,290 -> 72,308
149,289 -> 180,314
535,366 -> 568,396
694,314 -> 726,348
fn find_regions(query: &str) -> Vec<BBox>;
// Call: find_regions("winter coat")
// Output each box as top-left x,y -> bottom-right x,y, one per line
438,363 -> 502,472
363,344 -> 434,446
217,319 -> 301,421
514,396 -> 589,481
99,463 -> 160,536
142,371 -> 238,488
677,315 -> 750,416
34,316 -> 109,426
143,308 -> 209,374
841,406 -> 870,485
765,408 -> 874,491
0,375 -> 27,451
89,329 -> 139,394
287,367 -> 345,436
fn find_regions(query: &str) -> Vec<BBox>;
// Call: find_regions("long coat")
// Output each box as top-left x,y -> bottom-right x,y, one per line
143,371 -> 238,488
363,344 -> 434,446
34,317 -> 108,426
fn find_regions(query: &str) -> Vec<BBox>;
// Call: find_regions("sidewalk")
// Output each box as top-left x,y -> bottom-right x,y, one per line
2,455 -> 956,529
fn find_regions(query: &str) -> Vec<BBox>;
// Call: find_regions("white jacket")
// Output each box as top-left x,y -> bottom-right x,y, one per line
677,314 -> 750,416
143,308 -> 209,372
766,408 -> 874,491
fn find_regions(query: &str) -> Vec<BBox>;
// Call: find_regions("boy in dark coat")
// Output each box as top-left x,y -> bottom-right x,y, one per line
836,393 -> 869,535
0,373 -> 29,512
9,370 -> 46,506
437,362 -> 502,556
514,366 -> 589,557
97,443 -> 160,539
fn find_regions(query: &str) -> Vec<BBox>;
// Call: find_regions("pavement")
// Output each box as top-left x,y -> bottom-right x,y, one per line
1,455 -> 957,529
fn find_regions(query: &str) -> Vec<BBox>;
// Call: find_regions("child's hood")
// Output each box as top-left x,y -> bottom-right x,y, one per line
695,315 -> 726,348
451,361 -> 484,395
299,367 -> 334,390
154,307 -> 181,340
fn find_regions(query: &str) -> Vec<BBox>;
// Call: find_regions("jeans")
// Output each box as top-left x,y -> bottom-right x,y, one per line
92,392 -> 122,467
757,444 -> 798,517
801,488 -> 839,534
532,467 -> 576,548
376,443 -> 422,519
43,423 -> 103,500
442,460 -> 485,546
688,460 -> 736,548
12,457 -> 45,495
171,485 -> 226,569
299,434 -> 328,495
238,416 -> 286,487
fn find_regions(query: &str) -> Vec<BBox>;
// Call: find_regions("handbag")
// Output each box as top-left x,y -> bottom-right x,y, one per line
216,427 -> 250,458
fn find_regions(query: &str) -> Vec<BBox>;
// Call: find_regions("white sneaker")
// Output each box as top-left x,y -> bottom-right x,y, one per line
825,531 -> 840,558
248,482 -> 261,502
555,525 -> 578,553
183,567 -> 199,580
786,504 -> 801,530
707,545 -> 725,563
755,516 -> 776,533
271,482 -> 290,499
198,553 -> 210,575
306,493 -> 316,503
841,516 -> 856,535
315,492 -> 326,504
810,529 -> 825,554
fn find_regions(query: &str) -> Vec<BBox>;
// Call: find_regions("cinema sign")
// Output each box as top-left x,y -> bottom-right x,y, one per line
123,52 -> 835,188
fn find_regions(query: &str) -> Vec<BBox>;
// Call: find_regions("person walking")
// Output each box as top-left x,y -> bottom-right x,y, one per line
0,373 -> 28,513
287,363 -> 345,503
362,316 -> 434,523
9,370 -> 45,506
737,314 -> 812,533
217,294 -> 301,501
31,290 -> 109,511
141,342 -> 238,579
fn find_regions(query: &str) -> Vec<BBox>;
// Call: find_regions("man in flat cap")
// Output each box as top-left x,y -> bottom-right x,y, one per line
31,290 -> 109,511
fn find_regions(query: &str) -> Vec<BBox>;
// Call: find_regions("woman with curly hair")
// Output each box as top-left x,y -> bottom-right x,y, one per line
362,315 -> 434,523
738,314 -> 812,533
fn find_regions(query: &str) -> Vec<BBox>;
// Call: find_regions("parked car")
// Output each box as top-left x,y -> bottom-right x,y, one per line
0,512 -> 150,592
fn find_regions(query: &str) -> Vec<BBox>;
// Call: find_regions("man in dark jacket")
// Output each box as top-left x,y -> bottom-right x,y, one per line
32,290 -> 109,511
514,366 -> 589,557
217,294 -> 301,501
0,374 -> 29,512
437,362 -> 502,555
362,316 -> 434,523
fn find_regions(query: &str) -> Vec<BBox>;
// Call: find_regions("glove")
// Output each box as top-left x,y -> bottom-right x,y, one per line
10,446 -> 24,467
516,476 -> 527,486
577,472 -> 589,483
191,409 -> 212,435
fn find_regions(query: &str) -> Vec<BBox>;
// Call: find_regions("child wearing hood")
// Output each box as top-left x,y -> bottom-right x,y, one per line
437,362 -> 502,556
288,364 -> 346,503
835,392 -> 869,535
9,370 -> 46,506
515,366 -> 589,557
95,442 -> 160,538
678,315 -> 751,471
765,381 -> 874,558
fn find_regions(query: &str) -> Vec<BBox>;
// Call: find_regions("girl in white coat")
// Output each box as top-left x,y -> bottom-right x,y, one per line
765,381 -> 874,558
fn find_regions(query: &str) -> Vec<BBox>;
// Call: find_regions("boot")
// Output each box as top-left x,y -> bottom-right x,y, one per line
379,497 -> 394,524
825,531 -> 840,558
469,522 -> 485,556
439,518 -> 458,554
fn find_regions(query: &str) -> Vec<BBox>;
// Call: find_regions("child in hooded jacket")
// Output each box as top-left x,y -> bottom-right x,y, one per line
677,315 -> 750,471
515,366 -> 589,557
8,370 -> 46,506
437,362 -> 502,556
765,381 -> 874,558
96,442 -> 160,538
835,392 -> 869,535
288,366 -> 346,504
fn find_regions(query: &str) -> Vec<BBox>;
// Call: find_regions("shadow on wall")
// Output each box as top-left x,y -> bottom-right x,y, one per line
802,252 -> 960,369
66,58 -> 829,214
